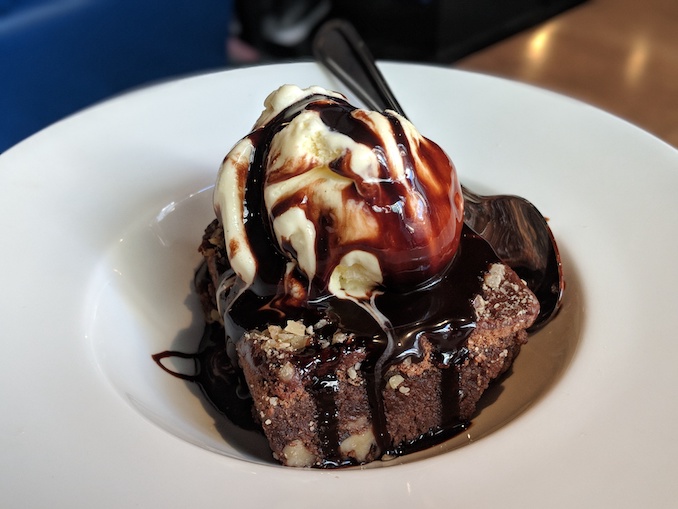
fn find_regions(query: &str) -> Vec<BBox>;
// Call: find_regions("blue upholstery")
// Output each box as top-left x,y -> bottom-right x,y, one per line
0,0 -> 233,152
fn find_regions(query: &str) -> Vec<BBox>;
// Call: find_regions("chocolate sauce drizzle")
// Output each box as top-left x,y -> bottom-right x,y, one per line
154,92 -> 502,466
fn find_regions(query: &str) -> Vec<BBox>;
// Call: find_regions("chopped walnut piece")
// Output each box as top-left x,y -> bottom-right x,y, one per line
282,440 -> 316,468
279,362 -> 295,382
331,330 -> 348,344
267,324 -> 282,340
339,428 -> 377,462
483,263 -> 506,290
388,374 -> 405,390
284,320 -> 307,336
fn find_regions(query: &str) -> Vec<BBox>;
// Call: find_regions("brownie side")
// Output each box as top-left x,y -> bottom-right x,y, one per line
460,262 -> 539,418
382,339 -> 443,446
197,219 -> 227,324
236,322 -> 380,467
236,324 -> 322,467
332,348 -> 380,464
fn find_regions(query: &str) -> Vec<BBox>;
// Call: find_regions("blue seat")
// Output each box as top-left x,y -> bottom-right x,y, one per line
0,0 -> 233,152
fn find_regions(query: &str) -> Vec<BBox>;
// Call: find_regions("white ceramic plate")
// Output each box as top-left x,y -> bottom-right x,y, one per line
1,62 -> 677,508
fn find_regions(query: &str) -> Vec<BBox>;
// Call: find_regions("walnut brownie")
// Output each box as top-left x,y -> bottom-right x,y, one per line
197,221 -> 539,467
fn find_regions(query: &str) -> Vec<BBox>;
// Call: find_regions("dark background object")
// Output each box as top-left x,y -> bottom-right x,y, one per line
331,0 -> 588,62
235,0 -> 587,63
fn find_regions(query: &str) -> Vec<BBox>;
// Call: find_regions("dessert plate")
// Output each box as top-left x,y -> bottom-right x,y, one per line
1,62 -> 677,508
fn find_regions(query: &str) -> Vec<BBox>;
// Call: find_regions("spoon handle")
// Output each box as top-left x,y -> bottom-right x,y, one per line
312,19 -> 407,117
313,20 -> 473,200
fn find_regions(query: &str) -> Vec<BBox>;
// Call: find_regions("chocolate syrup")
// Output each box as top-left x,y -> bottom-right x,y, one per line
152,322 -> 259,432
301,344 -> 346,467
154,91 -> 502,466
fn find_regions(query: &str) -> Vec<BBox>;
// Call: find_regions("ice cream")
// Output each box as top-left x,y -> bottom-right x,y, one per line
214,84 -> 464,312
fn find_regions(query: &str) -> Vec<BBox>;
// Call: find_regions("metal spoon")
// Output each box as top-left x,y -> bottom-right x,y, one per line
312,19 -> 563,329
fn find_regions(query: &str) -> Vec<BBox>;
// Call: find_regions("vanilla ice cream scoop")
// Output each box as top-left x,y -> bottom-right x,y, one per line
214,85 -> 463,303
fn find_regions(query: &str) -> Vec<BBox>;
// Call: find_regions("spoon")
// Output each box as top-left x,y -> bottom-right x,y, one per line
312,19 -> 563,329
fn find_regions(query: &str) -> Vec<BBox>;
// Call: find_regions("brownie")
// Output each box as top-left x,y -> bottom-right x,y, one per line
197,219 -> 539,467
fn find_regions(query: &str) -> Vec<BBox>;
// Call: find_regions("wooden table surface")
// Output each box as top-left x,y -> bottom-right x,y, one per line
456,0 -> 678,148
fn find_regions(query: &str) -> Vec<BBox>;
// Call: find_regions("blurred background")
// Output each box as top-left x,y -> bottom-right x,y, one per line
1,0 -> 676,152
